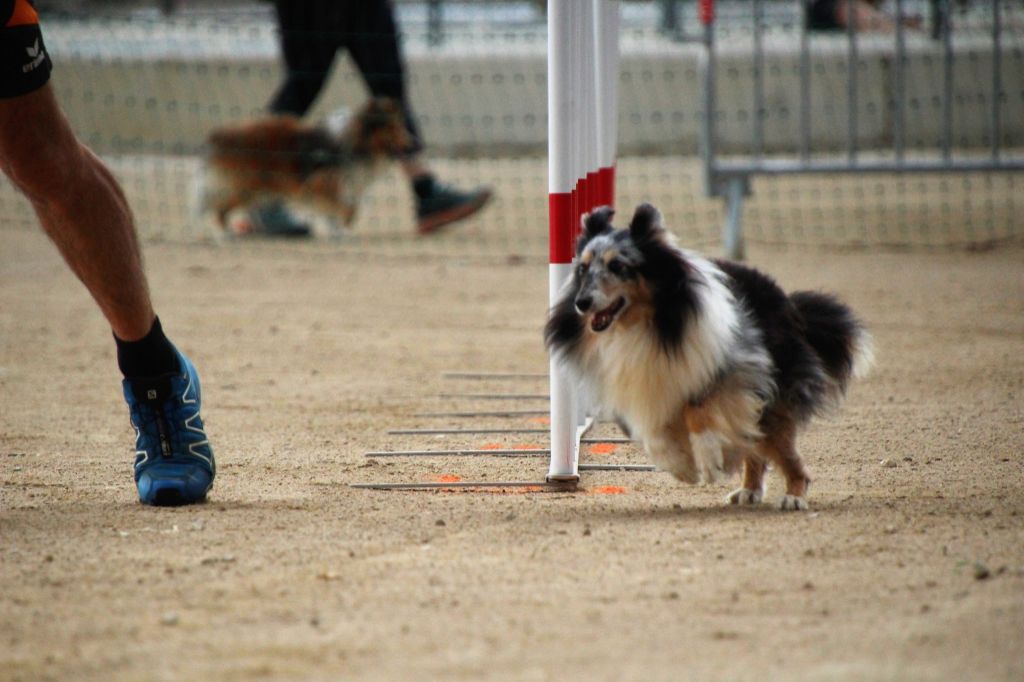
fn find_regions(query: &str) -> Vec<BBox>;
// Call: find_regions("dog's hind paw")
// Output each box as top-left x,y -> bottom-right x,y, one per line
726,487 -> 763,505
778,494 -> 809,511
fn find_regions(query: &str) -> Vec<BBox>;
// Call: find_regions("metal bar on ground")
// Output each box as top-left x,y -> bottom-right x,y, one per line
365,449 -> 549,458
436,393 -> 550,400
383,430 -> 631,442
351,481 -> 573,491
442,372 -> 547,380
579,464 -> 657,472
388,428 -> 547,435
412,410 -> 548,418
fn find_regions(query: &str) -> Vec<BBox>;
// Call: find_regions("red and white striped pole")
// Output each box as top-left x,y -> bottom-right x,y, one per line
595,0 -> 620,207
547,0 -> 577,481
547,0 -> 620,482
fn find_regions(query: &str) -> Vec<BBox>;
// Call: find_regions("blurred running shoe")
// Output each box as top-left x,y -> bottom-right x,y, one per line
415,177 -> 492,235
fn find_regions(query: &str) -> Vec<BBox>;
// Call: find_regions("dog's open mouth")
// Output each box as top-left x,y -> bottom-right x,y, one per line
590,297 -> 626,332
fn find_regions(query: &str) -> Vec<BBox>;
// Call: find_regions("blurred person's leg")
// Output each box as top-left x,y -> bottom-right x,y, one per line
259,0 -> 491,237
268,0 -> 341,117
344,0 -> 491,234
0,3 -> 215,505
252,0 -> 344,236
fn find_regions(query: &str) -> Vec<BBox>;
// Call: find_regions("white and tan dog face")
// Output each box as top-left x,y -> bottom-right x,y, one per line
574,229 -> 646,332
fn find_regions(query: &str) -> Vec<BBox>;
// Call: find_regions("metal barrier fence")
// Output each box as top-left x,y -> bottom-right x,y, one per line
700,0 -> 1024,259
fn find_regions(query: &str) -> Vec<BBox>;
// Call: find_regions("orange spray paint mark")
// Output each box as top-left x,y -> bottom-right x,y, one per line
528,416 -> 551,425
587,443 -> 618,456
588,486 -> 627,495
479,443 -> 504,450
433,474 -> 462,483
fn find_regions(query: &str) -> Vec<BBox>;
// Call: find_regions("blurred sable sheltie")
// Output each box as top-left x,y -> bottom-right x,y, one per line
199,97 -> 410,232
545,204 -> 873,510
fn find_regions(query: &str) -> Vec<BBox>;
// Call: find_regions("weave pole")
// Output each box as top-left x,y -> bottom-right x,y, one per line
595,0 -> 620,207
547,0 -> 620,482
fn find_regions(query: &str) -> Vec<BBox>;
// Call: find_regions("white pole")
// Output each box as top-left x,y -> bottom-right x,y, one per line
582,0 -> 596,217
596,0 -> 620,207
547,0 -> 578,482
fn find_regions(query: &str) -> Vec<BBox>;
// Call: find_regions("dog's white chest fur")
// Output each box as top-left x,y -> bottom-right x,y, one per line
572,254 -> 774,484
584,255 -> 740,436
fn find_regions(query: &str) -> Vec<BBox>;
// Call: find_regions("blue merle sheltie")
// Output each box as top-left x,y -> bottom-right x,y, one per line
545,204 -> 873,510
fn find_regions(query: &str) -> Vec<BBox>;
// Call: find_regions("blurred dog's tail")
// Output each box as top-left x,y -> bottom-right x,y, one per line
791,291 -> 874,396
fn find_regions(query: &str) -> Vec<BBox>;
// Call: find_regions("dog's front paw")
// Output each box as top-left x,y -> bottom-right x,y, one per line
726,487 -> 763,505
778,494 -> 808,511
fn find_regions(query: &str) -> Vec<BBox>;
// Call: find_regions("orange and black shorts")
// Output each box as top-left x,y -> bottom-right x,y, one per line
1,0 -> 52,98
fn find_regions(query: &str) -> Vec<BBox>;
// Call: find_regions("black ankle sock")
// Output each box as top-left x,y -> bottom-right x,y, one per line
412,174 -> 436,199
115,316 -> 180,378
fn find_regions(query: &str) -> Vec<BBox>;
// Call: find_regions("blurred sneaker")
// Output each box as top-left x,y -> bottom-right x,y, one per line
247,201 -> 312,238
415,177 -> 493,235
123,348 -> 215,506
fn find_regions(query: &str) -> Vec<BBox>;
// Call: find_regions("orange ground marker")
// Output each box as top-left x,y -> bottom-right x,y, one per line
588,485 -> 627,495
433,474 -> 463,483
587,443 -> 619,455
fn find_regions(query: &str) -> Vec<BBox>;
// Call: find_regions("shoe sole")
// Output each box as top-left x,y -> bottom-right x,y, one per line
136,451 -> 213,507
417,189 -> 493,235
146,486 -> 207,507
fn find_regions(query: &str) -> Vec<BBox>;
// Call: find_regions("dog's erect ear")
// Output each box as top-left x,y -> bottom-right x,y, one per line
581,206 -> 615,239
628,203 -> 664,243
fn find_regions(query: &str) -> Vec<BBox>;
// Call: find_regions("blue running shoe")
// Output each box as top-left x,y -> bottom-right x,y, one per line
123,349 -> 215,506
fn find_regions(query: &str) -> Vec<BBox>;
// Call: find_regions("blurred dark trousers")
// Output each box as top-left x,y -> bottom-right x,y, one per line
269,0 -> 422,155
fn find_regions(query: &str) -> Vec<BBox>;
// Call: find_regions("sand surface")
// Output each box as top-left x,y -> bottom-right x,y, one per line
2,226 -> 1022,681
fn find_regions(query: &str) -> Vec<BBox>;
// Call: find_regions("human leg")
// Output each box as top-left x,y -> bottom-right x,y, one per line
0,84 -> 155,342
0,25 -> 215,504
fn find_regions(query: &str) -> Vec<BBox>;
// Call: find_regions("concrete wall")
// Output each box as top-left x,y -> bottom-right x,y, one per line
47,24 -> 1023,158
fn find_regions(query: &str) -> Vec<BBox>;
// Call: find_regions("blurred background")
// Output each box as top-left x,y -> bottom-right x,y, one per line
2,0 -> 1021,258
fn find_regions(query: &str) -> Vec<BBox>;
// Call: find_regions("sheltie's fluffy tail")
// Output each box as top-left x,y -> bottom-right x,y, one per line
790,291 -> 875,394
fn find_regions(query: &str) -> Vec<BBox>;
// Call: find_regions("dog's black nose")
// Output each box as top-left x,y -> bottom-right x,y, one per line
575,295 -> 592,313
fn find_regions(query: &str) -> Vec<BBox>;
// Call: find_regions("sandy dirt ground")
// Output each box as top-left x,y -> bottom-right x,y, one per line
1,225 -> 1022,681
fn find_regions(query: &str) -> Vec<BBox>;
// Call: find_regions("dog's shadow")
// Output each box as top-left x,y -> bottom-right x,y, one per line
575,490 -> 861,527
